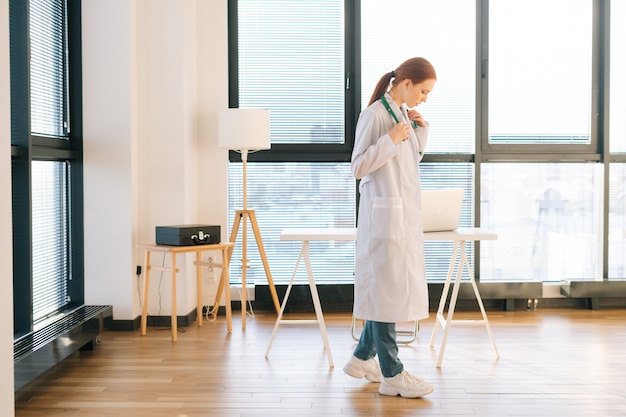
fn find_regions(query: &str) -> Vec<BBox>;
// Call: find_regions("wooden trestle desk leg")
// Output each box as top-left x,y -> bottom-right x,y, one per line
265,241 -> 334,368
429,240 -> 499,367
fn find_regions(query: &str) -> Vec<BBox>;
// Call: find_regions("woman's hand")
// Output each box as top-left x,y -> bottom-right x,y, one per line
407,109 -> 426,127
389,122 -> 411,144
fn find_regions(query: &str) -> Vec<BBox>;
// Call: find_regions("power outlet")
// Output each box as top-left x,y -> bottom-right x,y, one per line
206,257 -> 216,282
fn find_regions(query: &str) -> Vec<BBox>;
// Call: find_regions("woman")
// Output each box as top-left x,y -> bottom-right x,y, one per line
343,57 -> 436,398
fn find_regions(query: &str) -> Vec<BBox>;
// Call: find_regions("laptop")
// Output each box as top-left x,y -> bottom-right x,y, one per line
422,189 -> 464,232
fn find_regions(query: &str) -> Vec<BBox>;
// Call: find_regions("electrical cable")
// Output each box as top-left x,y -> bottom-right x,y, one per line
236,286 -> 256,319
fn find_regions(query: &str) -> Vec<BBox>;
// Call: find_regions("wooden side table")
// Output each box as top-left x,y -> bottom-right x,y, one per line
139,242 -> 234,341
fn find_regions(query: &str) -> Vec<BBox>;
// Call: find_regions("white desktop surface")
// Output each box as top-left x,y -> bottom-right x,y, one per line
280,227 -> 496,242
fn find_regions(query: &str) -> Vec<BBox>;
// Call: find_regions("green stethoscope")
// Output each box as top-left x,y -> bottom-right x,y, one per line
380,94 -> 418,129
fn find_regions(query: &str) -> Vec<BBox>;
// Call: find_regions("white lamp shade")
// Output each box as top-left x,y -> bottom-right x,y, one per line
218,108 -> 271,151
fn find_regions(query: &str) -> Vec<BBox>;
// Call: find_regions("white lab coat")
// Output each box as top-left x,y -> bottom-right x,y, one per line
351,92 -> 429,323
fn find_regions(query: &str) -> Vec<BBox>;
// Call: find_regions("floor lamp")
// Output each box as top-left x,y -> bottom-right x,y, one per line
219,109 -> 281,329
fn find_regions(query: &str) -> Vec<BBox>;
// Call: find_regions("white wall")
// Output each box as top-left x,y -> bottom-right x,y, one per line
82,0 -> 229,321
1,0 -> 15,414
2,0 -> 229,407
82,0 -> 136,320
195,0 -> 230,303
2,0 -> 228,410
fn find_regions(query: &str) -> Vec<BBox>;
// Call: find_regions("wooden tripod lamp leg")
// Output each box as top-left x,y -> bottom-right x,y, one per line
228,211 -> 248,329
241,210 -> 248,329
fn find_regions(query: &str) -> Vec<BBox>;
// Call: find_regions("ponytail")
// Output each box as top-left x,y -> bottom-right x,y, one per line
367,71 -> 395,107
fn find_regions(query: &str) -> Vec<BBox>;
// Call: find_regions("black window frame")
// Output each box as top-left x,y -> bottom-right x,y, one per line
10,0 -> 83,339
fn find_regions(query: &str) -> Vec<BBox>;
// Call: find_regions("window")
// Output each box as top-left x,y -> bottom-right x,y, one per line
31,161 -> 71,324
421,163 -> 475,280
233,0 -> 477,284
11,0 -> 82,338
236,0 -> 345,146
228,163 -> 355,284
608,0 -> 626,278
609,164 -> 626,278
29,0 -> 69,138
361,0 -> 476,154
487,0 -> 594,149
481,163 -> 603,282
231,0 -> 351,284
232,0 -> 620,289
610,0 -> 626,153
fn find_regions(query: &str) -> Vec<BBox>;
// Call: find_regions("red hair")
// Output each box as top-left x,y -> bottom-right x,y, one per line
367,57 -> 437,106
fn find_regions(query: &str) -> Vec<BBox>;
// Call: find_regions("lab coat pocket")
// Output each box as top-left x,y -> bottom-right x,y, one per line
371,197 -> 404,239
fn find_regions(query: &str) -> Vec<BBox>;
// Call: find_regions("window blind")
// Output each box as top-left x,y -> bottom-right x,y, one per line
29,0 -> 68,138
28,0 -> 72,326
488,0 -> 593,145
31,160 -> 70,325
610,1 -> 626,153
609,164 -> 626,278
237,0 -> 345,144
361,0 -> 476,154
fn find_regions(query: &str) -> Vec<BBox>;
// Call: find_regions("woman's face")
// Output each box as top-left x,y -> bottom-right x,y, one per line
405,79 -> 436,108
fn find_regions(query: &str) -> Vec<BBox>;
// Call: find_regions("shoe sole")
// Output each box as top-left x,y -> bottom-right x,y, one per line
378,384 -> 434,398
343,364 -> 382,383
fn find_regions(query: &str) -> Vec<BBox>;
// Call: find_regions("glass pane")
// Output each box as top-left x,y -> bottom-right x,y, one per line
361,0 -> 475,153
227,162 -> 355,284
488,0 -> 592,145
29,0 -> 68,138
609,163 -> 626,278
421,163 -> 475,281
610,1 -> 626,153
237,0 -> 344,144
481,163 -> 603,282
31,160 -> 70,324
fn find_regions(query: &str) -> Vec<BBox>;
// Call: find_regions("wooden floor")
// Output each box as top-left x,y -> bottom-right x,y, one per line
15,308 -> 626,417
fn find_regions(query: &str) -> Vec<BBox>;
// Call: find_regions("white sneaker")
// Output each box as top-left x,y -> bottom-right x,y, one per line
379,370 -> 434,398
343,355 -> 382,383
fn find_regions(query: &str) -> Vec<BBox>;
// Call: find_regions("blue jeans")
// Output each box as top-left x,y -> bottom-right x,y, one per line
353,320 -> 403,378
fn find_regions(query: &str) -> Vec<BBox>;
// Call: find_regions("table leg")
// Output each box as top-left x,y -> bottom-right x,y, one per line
265,244 -> 303,358
430,240 -> 499,367
196,250 -> 203,327
435,240 -> 465,367
222,246 -> 233,333
429,242 -> 459,346
464,246 -> 500,359
302,241 -> 334,368
171,253 -> 177,342
141,249 -> 151,336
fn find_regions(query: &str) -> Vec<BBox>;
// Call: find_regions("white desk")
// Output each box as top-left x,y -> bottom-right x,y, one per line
265,227 -> 499,368
265,228 -> 356,367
